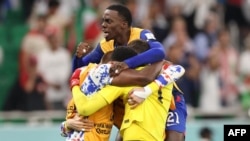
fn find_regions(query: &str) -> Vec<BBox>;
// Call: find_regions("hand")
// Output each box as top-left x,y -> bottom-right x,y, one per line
109,61 -> 129,77
75,42 -> 93,58
128,88 -> 146,109
66,114 -> 94,132
155,64 -> 185,87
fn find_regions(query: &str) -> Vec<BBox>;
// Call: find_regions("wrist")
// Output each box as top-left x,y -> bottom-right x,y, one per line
132,86 -> 152,99
155,75 -> 168,87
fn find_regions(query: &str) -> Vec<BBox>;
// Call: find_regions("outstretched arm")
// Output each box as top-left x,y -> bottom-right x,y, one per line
72,86 -> 108,116
72,85 -> 124,116
111,61 -> 165,86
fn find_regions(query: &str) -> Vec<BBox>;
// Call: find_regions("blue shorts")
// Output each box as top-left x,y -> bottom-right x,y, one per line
166,89 -> 187,134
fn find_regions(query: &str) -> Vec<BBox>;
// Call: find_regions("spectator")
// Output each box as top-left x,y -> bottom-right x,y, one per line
37,26 -> 72,110
140,1 -> 168,42
46,0 -> 76,53
163,16 -> 194,55
164,0 -> 186,37
199,127 -> 213,141
199,50 -> 222,112
193,11 -> 220,62
3,14 -> 49,111
224,0 -> 250,48
164,16 -> 200,108
210,28 -> 240,107
238,34 -> 250,110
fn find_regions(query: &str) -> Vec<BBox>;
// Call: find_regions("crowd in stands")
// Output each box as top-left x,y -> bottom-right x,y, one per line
0,0 -> 250,118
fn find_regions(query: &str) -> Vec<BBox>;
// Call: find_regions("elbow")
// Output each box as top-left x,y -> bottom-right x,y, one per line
149,41 -> 166,59
157,48 -> 166,60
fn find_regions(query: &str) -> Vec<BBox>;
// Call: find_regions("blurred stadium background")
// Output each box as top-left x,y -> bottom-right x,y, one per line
0,0 -> 250,141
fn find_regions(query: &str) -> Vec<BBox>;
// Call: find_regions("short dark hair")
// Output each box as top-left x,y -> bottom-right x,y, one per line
128,39 -> 149,53
200,127 -> 212,138
111,46 -> 137,61
106,4 -> 132,26
48,0 -> 60,8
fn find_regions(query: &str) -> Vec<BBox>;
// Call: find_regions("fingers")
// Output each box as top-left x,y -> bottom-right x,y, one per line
127,91 -> 146,109
81,118 -> 94,131
75,42 -> 92,58
128,98 -> 139,109
127,98 -> 134,105
109,62 -> 129,77
66,117 -> 94,132
82,44 -> 91,53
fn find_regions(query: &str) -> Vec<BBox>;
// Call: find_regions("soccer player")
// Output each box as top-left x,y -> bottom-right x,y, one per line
70,52 -> 185,140
72,4 -> 165,74
71,3 -> 187,141
165,88 -> 187,141
63,46 -> 185,141
61,47 -> 138,141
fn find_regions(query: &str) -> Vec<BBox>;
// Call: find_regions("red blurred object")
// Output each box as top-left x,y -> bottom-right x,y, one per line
84,20 -> 101,41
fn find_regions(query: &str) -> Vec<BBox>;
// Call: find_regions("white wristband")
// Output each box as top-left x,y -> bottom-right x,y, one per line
132,86 -> 152,99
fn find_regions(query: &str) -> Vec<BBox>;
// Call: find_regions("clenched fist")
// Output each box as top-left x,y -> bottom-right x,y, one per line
75,42 -> 93,58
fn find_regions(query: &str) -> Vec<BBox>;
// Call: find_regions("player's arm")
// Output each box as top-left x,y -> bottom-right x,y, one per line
111,60 -> 165,86
129,64 -> 185,107
124,30 -> 166,69
72,85 -> 123,116
72,43 -> 104,71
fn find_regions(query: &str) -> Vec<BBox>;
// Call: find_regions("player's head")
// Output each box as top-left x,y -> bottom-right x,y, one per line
199,127 -> 212,139
106,4 -> 132,27
102,4 -> 132,41
48,0 -> 60,14
111,46 -> 137,62
128,39 -> 149,54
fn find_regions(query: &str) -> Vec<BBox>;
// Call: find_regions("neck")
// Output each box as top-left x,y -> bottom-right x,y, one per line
115,28 -> 131,46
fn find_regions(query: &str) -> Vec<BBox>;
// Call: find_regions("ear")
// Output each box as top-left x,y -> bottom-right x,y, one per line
122,21 -> 128,28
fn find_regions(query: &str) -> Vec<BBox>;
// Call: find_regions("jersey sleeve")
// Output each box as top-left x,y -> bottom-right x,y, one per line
72,85 -> 123,116
124,30 -> 166,68
72,44 -> 104,71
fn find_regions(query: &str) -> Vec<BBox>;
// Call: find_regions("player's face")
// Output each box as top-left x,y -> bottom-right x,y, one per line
101,9 -> 126,41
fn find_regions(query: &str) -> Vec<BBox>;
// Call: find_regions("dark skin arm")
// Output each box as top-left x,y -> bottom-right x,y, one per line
111,60 -> 165,86
165,130 -> 185,141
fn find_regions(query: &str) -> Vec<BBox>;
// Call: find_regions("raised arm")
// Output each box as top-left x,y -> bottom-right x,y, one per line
72,43 -> 104,71
124,30 -> 165,69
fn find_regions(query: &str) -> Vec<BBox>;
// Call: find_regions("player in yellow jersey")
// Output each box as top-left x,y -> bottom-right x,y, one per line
65,39 -> 185,140
70,47 -> 185,141
61,40 -> 170,141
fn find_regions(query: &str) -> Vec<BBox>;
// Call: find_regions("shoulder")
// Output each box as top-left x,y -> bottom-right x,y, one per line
139,29 -> 156,41
99,39 -> 115,53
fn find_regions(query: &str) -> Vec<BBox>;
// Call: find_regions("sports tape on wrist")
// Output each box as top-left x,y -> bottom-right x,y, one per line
132,86 -> 152,99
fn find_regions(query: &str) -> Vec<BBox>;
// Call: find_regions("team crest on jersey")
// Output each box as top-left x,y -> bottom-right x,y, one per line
145,33 -> 156,40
